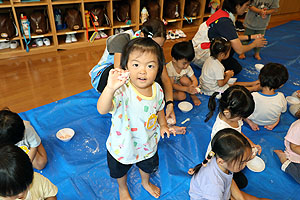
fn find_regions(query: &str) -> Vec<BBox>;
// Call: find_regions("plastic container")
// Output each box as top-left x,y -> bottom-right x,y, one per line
56,128 -> 75,142
178,101 -> 193,113
20,14 -> 29,36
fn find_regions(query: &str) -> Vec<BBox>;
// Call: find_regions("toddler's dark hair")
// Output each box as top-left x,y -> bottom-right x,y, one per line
259,63 -> 289,90
0,108 -> 25,145
222,0 -> 253,14
121,37 -> 165,82
210,37 -> 231,59
141,19 -> 166,39
205,85 -> 255,122
171,41 -> 195,62
192,128 -> 251,175
0,144 -> 33,197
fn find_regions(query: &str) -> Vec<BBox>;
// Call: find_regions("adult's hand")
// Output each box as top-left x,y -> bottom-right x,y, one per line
166,104 -> 176,125
253,37 -> 267,48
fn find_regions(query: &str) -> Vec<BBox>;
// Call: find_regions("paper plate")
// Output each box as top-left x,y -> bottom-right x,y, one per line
247,156 -> 265,172
228,78 -> 237,84
286,96 -> 300,106
255,64 -> 264,71
178,101 -> 193,113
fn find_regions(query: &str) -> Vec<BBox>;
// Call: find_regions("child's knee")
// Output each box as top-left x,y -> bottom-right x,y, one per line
176,92 -> 186,101
179,76 -> 191,86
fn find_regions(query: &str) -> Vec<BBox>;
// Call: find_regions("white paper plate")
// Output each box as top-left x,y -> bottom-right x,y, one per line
247,156 -> 265,172
286,96 -> 300,106
178,101 -> 193,113
228,78 -> 237,84
56,128 -> 75,142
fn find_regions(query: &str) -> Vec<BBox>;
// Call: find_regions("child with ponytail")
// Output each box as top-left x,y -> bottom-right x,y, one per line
197,85 -> 262,189
189,128 -> 270,200
200,37 -> 259,96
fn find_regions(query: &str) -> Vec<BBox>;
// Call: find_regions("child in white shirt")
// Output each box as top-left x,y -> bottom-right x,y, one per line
166,41 -> 201,106
245,63 -> 289,131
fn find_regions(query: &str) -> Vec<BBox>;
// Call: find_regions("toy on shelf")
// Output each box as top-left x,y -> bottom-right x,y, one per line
140,7 -> 149,23
209,0 -> 220,14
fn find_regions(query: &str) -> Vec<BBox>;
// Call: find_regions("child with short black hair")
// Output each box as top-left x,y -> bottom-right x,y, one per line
189,128 -> 270,200
166,41 -> 201,106
200,37 -> 259,96
98,37 -> 171,199
245,63 -> 289,131
0,144 -> 57,200
0,108 -> 47,170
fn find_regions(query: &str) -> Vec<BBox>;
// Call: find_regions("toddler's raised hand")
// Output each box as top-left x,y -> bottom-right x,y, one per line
107,69 -> 129,90
225,70 -> 234,78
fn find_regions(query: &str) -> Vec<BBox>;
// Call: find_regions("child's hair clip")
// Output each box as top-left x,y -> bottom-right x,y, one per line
148,31 -> 153,38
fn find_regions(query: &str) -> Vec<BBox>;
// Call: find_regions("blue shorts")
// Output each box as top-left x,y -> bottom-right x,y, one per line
90,63 -> 114,93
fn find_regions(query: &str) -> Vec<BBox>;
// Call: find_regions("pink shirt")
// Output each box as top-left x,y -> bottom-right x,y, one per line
285,119 -> 300,163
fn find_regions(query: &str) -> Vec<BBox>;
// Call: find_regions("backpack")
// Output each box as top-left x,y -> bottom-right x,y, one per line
164,0 -> 180,19
146,1 -> 160,20
30,10 -> 48,34
192,9 -> 229,66
185,0 -> 200,17
0,13 -> 16,39
90,6 -> 105,27
65,8 -> 82,30
115,2 -> 130,22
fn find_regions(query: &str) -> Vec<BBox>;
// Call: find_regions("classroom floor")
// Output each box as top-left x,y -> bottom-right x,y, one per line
15,20 -> 300,200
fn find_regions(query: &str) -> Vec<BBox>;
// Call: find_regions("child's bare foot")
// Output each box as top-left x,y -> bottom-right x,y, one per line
264,119 -> 279,130
239,53 -> 246,59
188,168 -> 195,175
119,187 -> 132,200
254,53 -> 261,60
142,181 -> 160,198
274,150 -> 288,164
191,95 -> 201,106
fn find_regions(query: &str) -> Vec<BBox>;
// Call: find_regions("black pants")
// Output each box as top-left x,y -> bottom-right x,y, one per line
221,49 -> 242,75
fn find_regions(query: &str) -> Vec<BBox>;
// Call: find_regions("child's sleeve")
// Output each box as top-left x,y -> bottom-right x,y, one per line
281,93 -> 287,113
186,65 -> 195,78
34,172 -> 58,198
109,88 -> 123,114
156,83 -> 165,112
24,121 -> 41,148
285,121 -> 300,146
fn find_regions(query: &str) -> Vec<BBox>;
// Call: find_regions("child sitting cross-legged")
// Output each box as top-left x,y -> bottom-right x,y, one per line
200,37 -> 260,97
0,108 -> 47,170
245,63 -> 289,131
166,41 -> 201,106
0,144 -> 57,200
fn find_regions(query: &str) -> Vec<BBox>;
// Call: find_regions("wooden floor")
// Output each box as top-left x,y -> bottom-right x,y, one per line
1,14 -> 299,113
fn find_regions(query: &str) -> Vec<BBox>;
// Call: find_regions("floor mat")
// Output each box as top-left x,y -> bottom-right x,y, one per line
20,21 -> 300,199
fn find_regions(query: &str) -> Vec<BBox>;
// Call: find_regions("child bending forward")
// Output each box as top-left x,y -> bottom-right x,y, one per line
97,38 -> 170,199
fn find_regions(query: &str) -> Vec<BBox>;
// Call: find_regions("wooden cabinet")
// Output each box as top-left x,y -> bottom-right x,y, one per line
0,0 -> 299,59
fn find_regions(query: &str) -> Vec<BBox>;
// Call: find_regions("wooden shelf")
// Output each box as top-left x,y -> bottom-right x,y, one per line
56,29 -> 85,36
13,1 -> 48,7
51,0 -> 82,5
0,1 -> 11,8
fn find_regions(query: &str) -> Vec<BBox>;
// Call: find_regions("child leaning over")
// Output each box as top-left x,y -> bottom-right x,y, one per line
274,115 -> 300,184
0,144 -> 57,200
0,108 -> 47,170
166,41 -> 201,106
200,37 -> 259,96
97,38 -> 171,199
189,128 -> 270,200
245,63 -> 289,131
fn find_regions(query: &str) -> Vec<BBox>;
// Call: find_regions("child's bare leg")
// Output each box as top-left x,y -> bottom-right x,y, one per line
32,143 -> 48,170
239,53 -> 246,59
254,52 -> 261,60
179,76 -> 201,106
244,118 -> 259,131
173,91 -> 186,101
139,169 -> 160,198
274,150 -> 288,164
264,118 -> 280,130
117,174 -> 132,200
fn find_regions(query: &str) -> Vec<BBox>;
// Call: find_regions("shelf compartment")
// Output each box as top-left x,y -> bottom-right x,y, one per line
13,0 -> 48,7
51,0 -> 82,5
56,28 -> 85,35
0,1 -> 11,8
84,0 -> 110,3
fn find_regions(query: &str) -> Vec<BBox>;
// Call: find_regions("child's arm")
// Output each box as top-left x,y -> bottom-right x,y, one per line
158,109 -> 171,138
230,180 -> 245,200
190,75 -> 198,87
244,118 -> 260,131
171,79 -> 197,94
28,146 -> 38,162
240,131 -> 262,155
290,143 -> 300,155
249,5 -> 267,17
218,70 -> 234,87
97,69 -> 127,114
